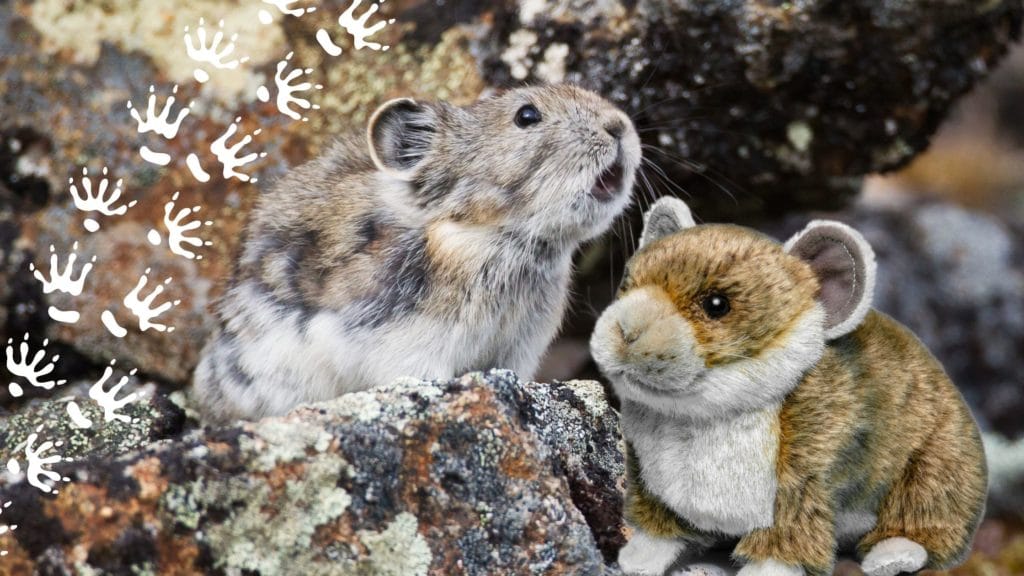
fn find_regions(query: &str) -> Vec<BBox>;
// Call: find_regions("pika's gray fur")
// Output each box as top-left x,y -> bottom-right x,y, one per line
192,85 -> 641,423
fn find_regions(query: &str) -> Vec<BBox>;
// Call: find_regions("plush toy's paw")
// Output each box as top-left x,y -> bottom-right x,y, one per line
618,530 -> 686,575
861,537 -> 928,576
736,559 -> 805,576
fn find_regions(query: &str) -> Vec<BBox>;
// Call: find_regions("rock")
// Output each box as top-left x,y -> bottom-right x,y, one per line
984,433 -> 1024,520
0,371 -> 626,575
764,196 -> 1024,439
488,0 -> 1024,218
0,381 -> 186,466
517,377 -> 627,559
0,0 -> 1020,385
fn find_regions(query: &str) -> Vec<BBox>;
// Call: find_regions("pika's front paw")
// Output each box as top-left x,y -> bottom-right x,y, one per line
618,530 -> 686,575
861,537 -> 928,576
736,559 -> 805,576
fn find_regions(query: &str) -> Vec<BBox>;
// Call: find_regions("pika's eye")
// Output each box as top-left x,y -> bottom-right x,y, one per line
515,104 -> 542,128
702,293 -> 731,319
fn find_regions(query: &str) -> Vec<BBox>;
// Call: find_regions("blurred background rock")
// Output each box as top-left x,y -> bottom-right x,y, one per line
0,0 -> 1023,573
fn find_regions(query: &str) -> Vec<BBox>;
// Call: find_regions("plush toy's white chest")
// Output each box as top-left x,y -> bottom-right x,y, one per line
625,404 -> 781,535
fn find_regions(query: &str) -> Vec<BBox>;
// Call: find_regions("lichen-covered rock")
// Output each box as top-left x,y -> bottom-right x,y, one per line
0,381 -> 185,465
517,378 -> 626,559
1,0 -> 1020,384
0,371 -> 625,575
766,197 -> 1024,439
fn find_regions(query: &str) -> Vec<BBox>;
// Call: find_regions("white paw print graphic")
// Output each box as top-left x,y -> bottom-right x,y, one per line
5,333 -> 67,398
257,52 -> 324,122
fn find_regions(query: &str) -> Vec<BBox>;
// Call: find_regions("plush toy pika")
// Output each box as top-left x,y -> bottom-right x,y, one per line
591,197 -> 987,576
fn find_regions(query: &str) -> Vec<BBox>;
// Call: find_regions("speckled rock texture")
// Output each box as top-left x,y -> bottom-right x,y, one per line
0,0 -> 1021,389
0,381 -> 185,465
0,371 -> 626,575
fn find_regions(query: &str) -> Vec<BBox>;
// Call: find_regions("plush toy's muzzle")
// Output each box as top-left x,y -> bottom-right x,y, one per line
590,286 -> 704,403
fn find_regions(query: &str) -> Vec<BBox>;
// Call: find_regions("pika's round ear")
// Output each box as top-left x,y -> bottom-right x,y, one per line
367,98 -> 438,180
638,197 -> 697,249
784,220 -> 877,340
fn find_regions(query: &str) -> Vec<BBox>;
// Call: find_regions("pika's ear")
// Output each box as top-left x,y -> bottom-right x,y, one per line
367,98 -> 438,180
784,220 -> 877,340
638,197 -> 697,249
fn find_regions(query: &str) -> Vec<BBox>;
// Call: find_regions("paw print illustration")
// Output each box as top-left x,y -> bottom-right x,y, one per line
66,359 -> 142,428
147,192 -> 214,260
317,0 -> 396,56
184,18 -> 250,83
68,167 -> 137,232
101,269 -> 182,338
29,242 -> 96,323
256,52 -> 323,122
5,427 -> 72,495
5,333 -> 67,398
258,0 -> 317,24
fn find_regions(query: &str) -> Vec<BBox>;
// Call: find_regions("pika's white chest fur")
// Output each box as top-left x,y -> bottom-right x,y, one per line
624,402 -> 781,535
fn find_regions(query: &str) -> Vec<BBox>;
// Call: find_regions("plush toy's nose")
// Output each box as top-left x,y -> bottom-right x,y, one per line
591,286 -> 704,397
592,286 -> 692,365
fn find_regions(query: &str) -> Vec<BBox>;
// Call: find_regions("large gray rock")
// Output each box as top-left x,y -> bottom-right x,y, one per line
0,371 -> 626,575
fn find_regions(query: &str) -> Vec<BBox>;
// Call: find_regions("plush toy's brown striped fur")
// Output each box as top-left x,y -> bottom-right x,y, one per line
624,310 -> 987,575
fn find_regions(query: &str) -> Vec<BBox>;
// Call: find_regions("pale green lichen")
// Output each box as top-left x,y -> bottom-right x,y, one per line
357,512 -> 432,576
161,481 -> 204,530
0,386 -> 169,463
536,43 -> 570,84
239,418 -> 335,471
210,456 -> 352,575
786,120 -> 814,152
312,26 -> 484,142
322,391 -> 383,423
22,0 -> 286,100
518,0 -> 629,27
562,380 -> 611,418
502,29 -> 539,80
160,453 -> 353,576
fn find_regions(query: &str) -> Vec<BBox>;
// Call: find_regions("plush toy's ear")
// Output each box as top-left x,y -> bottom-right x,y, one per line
784,220 -> 877,340
638,197 -> 697,249
367,98 -> 438,180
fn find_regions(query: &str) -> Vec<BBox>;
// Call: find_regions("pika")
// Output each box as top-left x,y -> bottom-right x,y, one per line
591,197 -> 987,576
193,85 -> 641,423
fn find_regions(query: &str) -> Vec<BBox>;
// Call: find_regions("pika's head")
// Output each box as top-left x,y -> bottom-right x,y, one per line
367,85 -> 641,242
590,197 -> 877,419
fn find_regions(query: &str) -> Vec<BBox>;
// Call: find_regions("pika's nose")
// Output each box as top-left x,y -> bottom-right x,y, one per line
604,118 -> 625,140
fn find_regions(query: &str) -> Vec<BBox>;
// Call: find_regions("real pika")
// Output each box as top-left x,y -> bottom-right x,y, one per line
193,84 -> 641,423
591,198 -> 987,576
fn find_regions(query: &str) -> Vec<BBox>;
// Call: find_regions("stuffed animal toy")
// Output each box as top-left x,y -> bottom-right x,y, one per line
590,197 -> 987,576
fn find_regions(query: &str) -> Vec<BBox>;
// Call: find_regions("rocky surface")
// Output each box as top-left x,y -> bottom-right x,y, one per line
0,0 -> 1021,388
0,371 -> 626,575
0,381 -> 186,465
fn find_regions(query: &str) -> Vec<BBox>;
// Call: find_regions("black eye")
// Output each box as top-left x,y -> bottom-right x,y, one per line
702,293 -> 731,319
514,104 -> 542,128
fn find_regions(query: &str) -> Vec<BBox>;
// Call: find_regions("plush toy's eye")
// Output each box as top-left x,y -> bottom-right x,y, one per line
515,104 -> 542,128
702,293 -> 731,319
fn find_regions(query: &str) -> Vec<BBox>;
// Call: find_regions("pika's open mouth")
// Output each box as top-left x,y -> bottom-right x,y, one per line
591,159 -> 625,202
